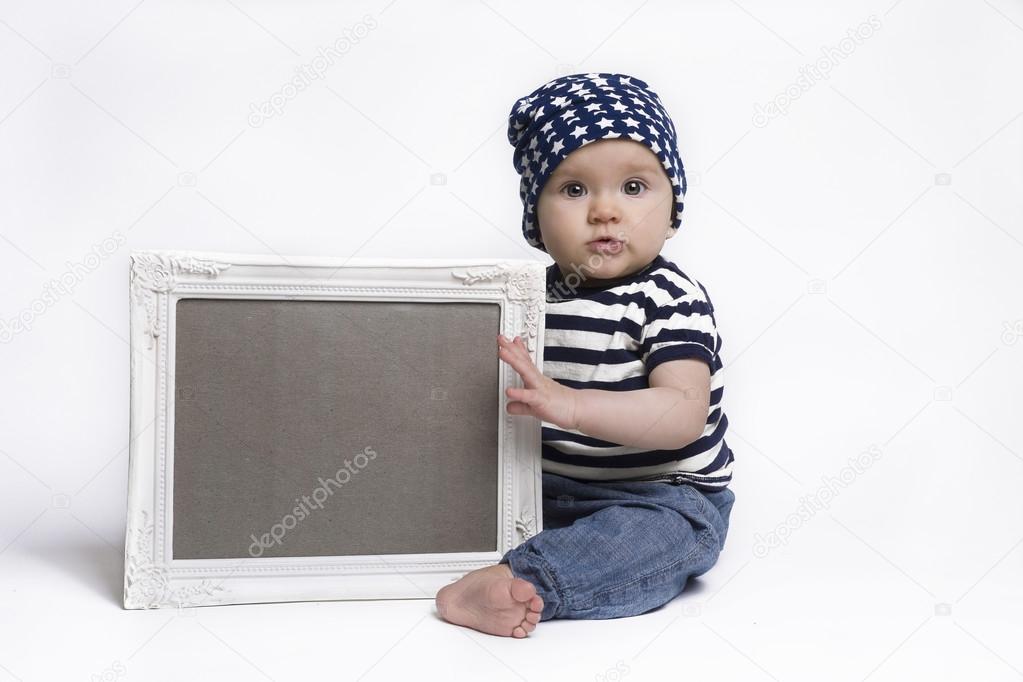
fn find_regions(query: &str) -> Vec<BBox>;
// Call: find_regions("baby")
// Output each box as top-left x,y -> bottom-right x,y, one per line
436,72 -> 735,637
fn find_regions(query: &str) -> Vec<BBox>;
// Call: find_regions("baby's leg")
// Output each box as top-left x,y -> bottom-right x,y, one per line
500,472 -> 735,621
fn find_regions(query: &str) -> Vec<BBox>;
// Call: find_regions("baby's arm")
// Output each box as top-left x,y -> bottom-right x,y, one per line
498,334 -> 709,451
575,359 -> 710,450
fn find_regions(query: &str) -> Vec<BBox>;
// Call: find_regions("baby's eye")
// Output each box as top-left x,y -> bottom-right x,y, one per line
623,180 -> 646,196
562,182 -> 585,198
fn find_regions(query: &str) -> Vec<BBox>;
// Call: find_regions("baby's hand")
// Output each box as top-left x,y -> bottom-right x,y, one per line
498,334 -> 579,431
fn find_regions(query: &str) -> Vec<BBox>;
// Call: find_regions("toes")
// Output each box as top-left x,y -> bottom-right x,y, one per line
509,577 -> 537,603
520,619 -> 536,633
512,625 -> 527,638
524,610 -> 540,625
528,595 -> 544,613
434,590 -> 451,620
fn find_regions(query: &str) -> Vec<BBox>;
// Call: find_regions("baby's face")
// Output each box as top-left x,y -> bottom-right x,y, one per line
536,139 -> 675,286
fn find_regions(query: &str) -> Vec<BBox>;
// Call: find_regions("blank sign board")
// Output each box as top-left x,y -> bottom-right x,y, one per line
124,251 -> 545,609
172,298 -> 501,560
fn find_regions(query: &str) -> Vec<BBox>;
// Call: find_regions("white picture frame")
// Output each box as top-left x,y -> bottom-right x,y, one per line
124,249 -> 546,609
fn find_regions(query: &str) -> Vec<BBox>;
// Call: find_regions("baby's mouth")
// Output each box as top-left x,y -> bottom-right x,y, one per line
587,238 -> 624,255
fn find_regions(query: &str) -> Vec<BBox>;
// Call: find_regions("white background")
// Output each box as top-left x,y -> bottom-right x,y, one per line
2,0 -> 1022,680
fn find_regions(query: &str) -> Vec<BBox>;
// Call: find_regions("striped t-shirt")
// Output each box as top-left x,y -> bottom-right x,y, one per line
541,254 -> 734,491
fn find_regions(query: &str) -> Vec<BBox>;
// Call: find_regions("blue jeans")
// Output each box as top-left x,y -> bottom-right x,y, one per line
499,472 -> 735,621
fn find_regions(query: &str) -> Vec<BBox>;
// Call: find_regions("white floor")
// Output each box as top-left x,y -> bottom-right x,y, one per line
2,434 -> 1022,682
2,0 -> 1023,679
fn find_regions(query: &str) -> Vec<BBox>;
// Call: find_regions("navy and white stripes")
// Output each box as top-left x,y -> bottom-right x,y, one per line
541,255 -> 734,491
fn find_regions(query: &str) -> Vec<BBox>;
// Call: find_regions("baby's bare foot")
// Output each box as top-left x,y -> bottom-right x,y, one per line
435,563 -> 544,638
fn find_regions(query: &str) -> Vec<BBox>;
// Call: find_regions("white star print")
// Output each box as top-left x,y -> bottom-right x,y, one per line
513,75 -> 687,235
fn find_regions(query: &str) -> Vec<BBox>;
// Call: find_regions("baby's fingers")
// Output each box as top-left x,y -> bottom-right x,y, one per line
505,400 -> 536,418
498,335 -> 541,381
506,386 -> 539,405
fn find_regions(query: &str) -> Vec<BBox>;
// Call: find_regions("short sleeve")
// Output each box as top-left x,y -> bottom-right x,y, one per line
640,279 -> 718,373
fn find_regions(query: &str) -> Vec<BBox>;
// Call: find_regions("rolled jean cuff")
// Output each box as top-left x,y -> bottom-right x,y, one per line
500,545 -> 566,621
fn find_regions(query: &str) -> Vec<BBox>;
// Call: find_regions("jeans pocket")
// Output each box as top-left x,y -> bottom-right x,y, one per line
702,487 -> 735,549
678,484 -> 708,515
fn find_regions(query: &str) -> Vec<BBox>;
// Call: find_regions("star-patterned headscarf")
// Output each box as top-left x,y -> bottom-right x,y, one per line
507,72 -> 687,253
